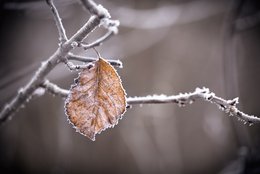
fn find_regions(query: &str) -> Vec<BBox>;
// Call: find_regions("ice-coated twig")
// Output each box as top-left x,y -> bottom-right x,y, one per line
64,61 -> 95,71
0,16 -> 99,123
80,0 -> 110,18
127,88 -> 260,124
40,80 -> 68,98
0,0 -> 117,124
80,30 -> 114,50
40,84 -> 260,124
46,0 -> 68,44
78,14 -> 119,50
67,53 -> 123,68
41,81 -> 68,97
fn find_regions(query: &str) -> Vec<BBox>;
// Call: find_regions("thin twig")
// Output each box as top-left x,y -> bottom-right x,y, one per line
41,83 -> 260,124
46,0 -> 68,44
127,88 -> 260,124
80,30 -> 114,50
81,0 -> 110,18
64,61 -> 94,71
0,0 -> 112,124
40,80 -> 68,98
78,18 -> 119,50
67,53 -> 123,67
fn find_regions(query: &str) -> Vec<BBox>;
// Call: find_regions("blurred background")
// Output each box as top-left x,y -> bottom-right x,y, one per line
0,0 -> 260,173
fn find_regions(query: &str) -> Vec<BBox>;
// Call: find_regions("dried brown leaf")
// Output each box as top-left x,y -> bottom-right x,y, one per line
65,58 -> 126,141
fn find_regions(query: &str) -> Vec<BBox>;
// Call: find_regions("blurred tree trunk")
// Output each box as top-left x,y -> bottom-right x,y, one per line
222,0 -> 260,173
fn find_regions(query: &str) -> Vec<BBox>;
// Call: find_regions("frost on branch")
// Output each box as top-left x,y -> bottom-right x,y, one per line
65,57 -> 126,141
0,0 -> 120,124
127,87 -> 260,125
1,0 -> 259,143
100,18 -> 120,34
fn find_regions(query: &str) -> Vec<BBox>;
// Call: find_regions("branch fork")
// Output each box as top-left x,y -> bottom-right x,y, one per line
0,0 -> 119,123
1,0 -> 259,128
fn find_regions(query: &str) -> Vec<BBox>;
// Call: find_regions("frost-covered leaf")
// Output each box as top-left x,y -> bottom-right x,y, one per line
65,58 -> 126,141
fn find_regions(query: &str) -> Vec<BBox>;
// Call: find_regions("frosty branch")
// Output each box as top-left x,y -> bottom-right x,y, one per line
67,53 -> 122,67
41,80 -> 260,124
0,0 -> 119,123
0,0 -> 260,128
46,0 -> 67,44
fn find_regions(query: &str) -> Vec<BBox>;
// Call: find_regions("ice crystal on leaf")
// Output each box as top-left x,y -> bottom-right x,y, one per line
65,58 -> 126,141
